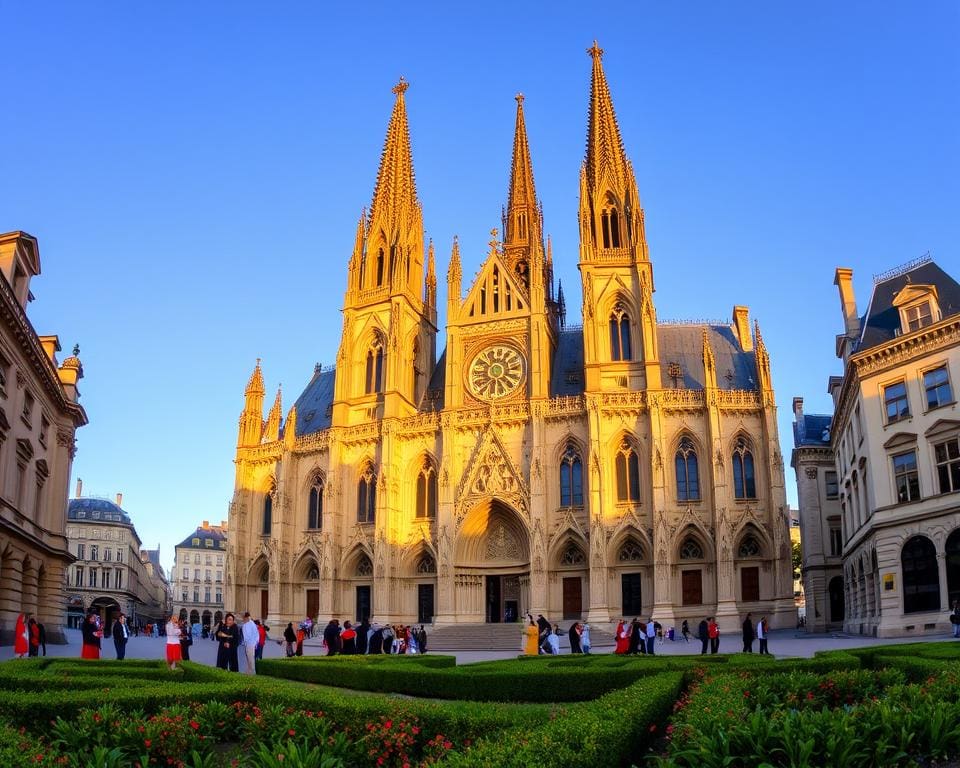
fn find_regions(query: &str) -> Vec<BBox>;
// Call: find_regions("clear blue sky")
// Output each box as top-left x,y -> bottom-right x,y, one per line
2,2 -> 957,573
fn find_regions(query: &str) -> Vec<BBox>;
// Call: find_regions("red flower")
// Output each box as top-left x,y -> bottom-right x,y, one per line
144,739 -> 152,748
189,721 -> 200,730
411,726 -> 420,735
443,741 -> 452,750
649,724 -> 657,733
288,729 -> 296,736
384,720 -> 393,729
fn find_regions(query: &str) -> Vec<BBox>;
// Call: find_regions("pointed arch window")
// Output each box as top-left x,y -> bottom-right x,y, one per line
601,202 -> 621,249
306,562 -> 320,580
618,539 -> 644,562
357,465 -> 377,524
675,436 -> 700,501
307,475 -> 324,530
560,542 -> 586,567
609,303 -> 632,361
559,443 -> 583,507
732,437 -> 757,499
365,337 -> 385,395
416,554 -> 436,574
415,460 -> 437,519
356,554 -> 373,577
679,538 -> 704,560
261,491 -> 273,536
376,248 -> 385,286
615,440 -> 641,503
412,339 -> 424,403
738,536 -> 761,558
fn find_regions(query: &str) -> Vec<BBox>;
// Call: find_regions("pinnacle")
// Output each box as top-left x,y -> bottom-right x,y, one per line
369,78 -> 419,232
505,93 -> 539,245
245,359 -> 264,395
585,40 -> 629,189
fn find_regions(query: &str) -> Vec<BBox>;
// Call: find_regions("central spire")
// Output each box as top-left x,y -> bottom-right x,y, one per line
585,40 -> 629,191
505,92 -> 539,245
369,77 -> 419,232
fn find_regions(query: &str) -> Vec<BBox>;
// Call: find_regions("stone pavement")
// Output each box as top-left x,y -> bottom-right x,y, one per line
0,627 -> 956,667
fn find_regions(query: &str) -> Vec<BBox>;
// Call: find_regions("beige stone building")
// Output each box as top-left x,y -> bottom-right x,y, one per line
226,45 -> 794,634
791,403 -> 844,631
65,493 -> 171,629
173,521 -> 227,630
0,231 -> 88,644
796,256 -> 960,638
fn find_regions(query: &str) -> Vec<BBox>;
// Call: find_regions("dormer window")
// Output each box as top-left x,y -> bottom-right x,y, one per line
893,283 -> 940,335
904,302 -> 932,331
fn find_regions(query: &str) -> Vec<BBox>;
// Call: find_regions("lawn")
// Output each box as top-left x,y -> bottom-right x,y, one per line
0,643 -> 957,767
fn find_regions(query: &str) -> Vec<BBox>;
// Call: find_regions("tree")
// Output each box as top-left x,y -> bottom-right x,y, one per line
792,540 -> 802,581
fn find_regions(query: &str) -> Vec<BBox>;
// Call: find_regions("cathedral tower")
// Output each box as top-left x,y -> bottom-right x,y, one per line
237,359 -> 265,447
578,42 -> 660,390
333,79 -> 437,425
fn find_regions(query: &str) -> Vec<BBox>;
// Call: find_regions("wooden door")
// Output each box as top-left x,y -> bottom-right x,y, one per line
306,589 -> 319,622
740,567 -> 760,602
486,576 -> 502,623
260,589 -> 269,619
417,584 -> 434,624
562,577 -> 582,620
681,569 -> 703,606
355,585 -> 371,623
621,573 -> 642,615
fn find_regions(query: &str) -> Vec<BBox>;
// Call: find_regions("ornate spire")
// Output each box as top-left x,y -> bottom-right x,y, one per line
238,359 -> 266,448
425,238 -> 437,309
505,92 -> 540,247
754,319 -> 771,390
245,358 -> 264,396
264,385 -> 283,442
557,279 -> 566,329
702,328 -> 717,387
447,235 -> 461,300
584,40 -> 629,189
369,78 -> 418,230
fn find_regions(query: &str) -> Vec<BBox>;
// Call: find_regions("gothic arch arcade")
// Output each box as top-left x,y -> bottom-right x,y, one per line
455,500 -> 530,623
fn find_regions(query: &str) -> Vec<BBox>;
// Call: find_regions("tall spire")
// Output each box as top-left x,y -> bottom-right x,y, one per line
505,93 -> 540,247
369,77 -> 418,231
264,385 -> 283,442
425,239 -> 437,309
585,41 -> 629,191
447,235 -> 461,303
238,359 -> 265,448
245,358 -> 264,397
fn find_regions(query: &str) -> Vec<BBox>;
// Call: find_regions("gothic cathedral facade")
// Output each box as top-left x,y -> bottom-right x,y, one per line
225,45 -> 795,633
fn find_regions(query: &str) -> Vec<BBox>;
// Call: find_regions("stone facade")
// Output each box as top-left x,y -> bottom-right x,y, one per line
796,257 -> 960,638
65,494 -> 171,629
225,46 -> 794,635
173,521 -> 227,630
0,231 -> 88,644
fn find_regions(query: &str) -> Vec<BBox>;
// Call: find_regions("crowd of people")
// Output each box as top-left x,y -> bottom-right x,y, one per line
524,614 -> 593,655
12,613 -> 47,658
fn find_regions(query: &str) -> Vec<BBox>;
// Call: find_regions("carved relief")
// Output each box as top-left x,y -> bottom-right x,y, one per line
485,523 -> 522,561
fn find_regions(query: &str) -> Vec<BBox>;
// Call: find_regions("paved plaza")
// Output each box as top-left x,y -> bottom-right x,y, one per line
1,627 -> 956,668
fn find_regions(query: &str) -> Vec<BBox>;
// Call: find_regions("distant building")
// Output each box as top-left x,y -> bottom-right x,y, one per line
140,546 -> 173,622
173,521 -> 227,630
795,256 -> 960,638
0,231 -> 88,644
65,492 -> 170,629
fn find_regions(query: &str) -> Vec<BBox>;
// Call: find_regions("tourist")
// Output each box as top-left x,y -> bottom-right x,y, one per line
216,613 -> 240,671
179,619 -> 192,661
698,617 -> 709,654
708,617 -> 720,654
536,614 -> 551,654
112,613 -> 129,660
547,624 -> 560,655
165,614 -> 182,671
368,623 -> 383,654
568,622 -> 582,653
681,619 -> 690,642
581,622 -> 592,654
323,619 -> 340,656
37,620 -> 46,656
26,618 -> 39,657
757,616 -> 770,655
393,625 -> 404,654
742,613 -> 754,653
406,625 -> 419,654
295,624 -> 305,656
628,618 -> 642,655
646,617 -> 657,655
614,619 -> 629,654
417,624 -> 428,654
341,621 -> 357,654
254,619 -> 266,661
240,612 -> 259,674
524,615 -> 539,655
951,601 -> 960,639
381,624 -> 394,654
283,622 -> 296,657
81,612 -> 102,659
304,616 -> 313,639
357,618 -> 370,654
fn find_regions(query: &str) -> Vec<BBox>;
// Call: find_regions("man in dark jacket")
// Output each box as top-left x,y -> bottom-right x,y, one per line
697,618 -> 709,655
568,623 -> 582,653
742,613 -> 754,653
357,619 -> 370,655
322,619 -> 340,656
112,613 -> 129,660
536,614 -> 551,654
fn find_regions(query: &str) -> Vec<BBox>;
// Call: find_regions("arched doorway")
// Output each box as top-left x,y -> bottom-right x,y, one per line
90,596 -> 121,628
189,609 -> 200,625
201,610 -> 212,629
902,535 -> 940,613
946,529 -> 960,607
828,575 -> 844,623
178,608 -> 188,622
455,499 -> 529,623
214,610 -> 223,626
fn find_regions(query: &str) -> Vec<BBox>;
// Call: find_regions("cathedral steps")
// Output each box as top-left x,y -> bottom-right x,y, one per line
428,622 -> 617,651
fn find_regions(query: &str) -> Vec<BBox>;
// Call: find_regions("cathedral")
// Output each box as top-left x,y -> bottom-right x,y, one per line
225,44 -> 795,634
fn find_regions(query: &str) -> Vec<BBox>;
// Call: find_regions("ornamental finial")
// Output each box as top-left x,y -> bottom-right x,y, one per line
392,76 -> 409,96
515,92 -> 524,105
588,40 -> 603,59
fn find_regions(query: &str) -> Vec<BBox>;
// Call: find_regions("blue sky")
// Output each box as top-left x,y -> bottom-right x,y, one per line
1,2 -> 957,572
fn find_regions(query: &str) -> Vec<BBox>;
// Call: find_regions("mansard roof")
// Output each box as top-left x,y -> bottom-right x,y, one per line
176,526 -> 227,549
858,260 -> 960,352
68,497 -> 133,526
793,413 -> 833,447
293,366 -> 336,437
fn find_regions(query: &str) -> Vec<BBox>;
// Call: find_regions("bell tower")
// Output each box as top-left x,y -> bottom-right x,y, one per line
578,42 -> 660,391
333,78 -> 437,425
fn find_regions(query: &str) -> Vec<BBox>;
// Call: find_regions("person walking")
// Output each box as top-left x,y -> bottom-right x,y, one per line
37,621 -> 47,656
254,620 -> 266,662
535,614 -> 551,654
614,620 -> 629,654
708,617 -> 720,654
240,613 -> 259,674
322,619 -> 339,656
681,619 -> 690,642
216,613 -> 240,671
742,613 -> 754,653
165,615 -> 182,671
81,612 -> 102,659
417,625 -> 428,654
13,613 -> 28,659
547,624 -> 561,655
698,618 -> 709,654
112,613 -> 129,660
580,622 -> 591,654
26,618 -> 40,657
568,622 -> 582,654
628,619 -> 642,655
341,621 -> 357,654
357,618 -> 370,655
179,619 -> 192,661
524,615 -> 539,655
951,601 -> 960,639
283,622 -> 296,657
646,617 -> 657,655
757,616 -> 770,655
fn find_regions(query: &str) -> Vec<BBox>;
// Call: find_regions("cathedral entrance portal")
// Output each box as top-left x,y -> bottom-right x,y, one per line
456,499 -> 530,623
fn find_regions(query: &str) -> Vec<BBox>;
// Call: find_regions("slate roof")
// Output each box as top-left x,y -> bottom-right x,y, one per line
550,328 -> 585,396
293,366 -> 337,437
176,526 -> 228,549
68,497 -> 133,526
656,324 -> 757,390
859,261 -> 960,352
793,413 -> 833,447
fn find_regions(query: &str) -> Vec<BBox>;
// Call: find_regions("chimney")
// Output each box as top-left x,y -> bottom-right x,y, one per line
115,493 -> 123,507
792,397 -> 804,422
221,520 -> 228,530
202,520 -> 209,529
834,267 -> 859,339
75,477 -> 82,498
732,306 -> 753,352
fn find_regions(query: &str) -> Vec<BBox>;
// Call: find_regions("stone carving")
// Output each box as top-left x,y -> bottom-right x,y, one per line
455,429 -> 529,528
486,523 -> 522,561
804,467 -> 818,479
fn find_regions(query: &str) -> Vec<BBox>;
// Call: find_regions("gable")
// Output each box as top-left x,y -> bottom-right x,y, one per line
462,253 -> 529,321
